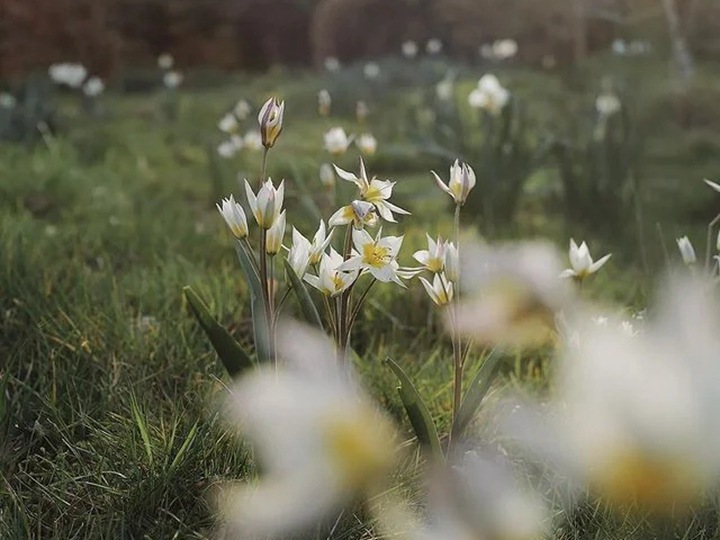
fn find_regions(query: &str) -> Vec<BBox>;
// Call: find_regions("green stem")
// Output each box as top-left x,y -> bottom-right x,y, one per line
451,204 -> 463,437
346,279 -> 377,335
259,147 -> 269,187
259,230 -> 274,365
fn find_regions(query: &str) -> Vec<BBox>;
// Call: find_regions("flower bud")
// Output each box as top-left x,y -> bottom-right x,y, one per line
258,97 -> 285,149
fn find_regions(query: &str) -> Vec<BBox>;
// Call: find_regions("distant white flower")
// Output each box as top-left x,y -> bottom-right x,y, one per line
492,39 -> 518,60
356,133 -> 377,156
426,38 -> 443,55
338,228 -> 405,285
243,130 -> 262,151
218,112 -> 239,134
216,194 -> 249,239
431,159 -> 476,206
224,322 -> 396,537
436,78 -> 454,101
163,71 -> 183,89
560,239 -> 612,280
82,76 -> 104,97
244,178 -> 285,229
217,140 -> 239,158
402,40 -> 418,59
468,74 -> 509,115
319,163 -> 335,188
324,127 -> 352,155
612,39 -> 627,56
318,89 -> 331,116
677,236 -> 697,265
234,99 -> 251,120
158,53 -> 174,70
48,63 -> 87,88
363,62 -> 381,80
0,92 -> 16,109
356,100 -> 369,123
265,211 -> 286,255
305,248 -> 358,296
324,56 -> 341,72
419,273 -> 453,306
596,93 -> 621,117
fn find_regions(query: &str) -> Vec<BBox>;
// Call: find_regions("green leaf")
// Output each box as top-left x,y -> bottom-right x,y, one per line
451,349 -> 503,440
183,285 -> 254,377
385,357 -> 442,459
234,241 -> 271,363
130,393 -> 154,466
284,260 -> 323,329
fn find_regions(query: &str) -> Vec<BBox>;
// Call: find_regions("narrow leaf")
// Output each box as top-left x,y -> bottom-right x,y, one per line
451,349 -> 503,440
284,260 -> 323,329
130,394 -> 154,466
234,241 -> 271,363
183,285 -> 254,377
385,357 -> 442,459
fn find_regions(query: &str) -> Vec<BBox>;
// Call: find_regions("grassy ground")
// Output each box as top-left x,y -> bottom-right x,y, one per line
2,58 -> 720,538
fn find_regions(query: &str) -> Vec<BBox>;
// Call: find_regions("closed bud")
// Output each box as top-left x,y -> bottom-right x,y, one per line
258,97 -> 285,149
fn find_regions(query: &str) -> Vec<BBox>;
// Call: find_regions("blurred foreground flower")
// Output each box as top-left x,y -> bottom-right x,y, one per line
559,239 -> 611,281
596,92 -> 621,118
223,322 -> 397,538
468,74 -> 509,115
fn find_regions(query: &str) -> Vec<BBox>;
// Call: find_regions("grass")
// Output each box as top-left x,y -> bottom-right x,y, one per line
2,57 -> 720,538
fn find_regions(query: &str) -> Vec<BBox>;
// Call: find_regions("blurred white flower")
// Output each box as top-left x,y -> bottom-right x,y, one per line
217,140 -> 238,158
224,322 -> 396,537
244,178 -> 285,229
82,76 -> 104,97
426,38 -> 443,55
492,39 -> 518,60
363,62 -> 381,80
468,74 -> 509,115
402,40 -> 418,59
356,133 -> 377,156
356,100 -> 369,123
265,211 -> 286,255
413,235 -> 447,273
324,56 -> 341,72
677,236 -> 697,265
324,127 -> 352,155
436,78 -> 454,101
243,130 -> 263,151
234,99 -> 251,120
44,225 -> 58,237
218,112 -> 239,134
48,63 -> 87,88
334,158 -> 410,222
419,273 -> 453,306
163,71 -> 183,89
319,163 -> 335,188
596,93 -> 621,117
612,39 -> 627,56
338,228 -> 405,285
479,44 -> 495,59
157,53 -> 174,70
0,92 -> 16,109
216,194 -> 249,239
559,239 -> 611,280
305,248 -> 359,296
318,89 -> 331,116
431,159 -> 476,206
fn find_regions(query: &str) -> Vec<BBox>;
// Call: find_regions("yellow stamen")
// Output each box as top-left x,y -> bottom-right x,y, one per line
362,243 -> 390,269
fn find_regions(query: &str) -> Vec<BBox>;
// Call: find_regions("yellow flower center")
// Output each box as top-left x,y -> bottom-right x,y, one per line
427,256 -> 443,273
363,186 -> 381,202
362,243 -> 390,269
332,274 -> 346,293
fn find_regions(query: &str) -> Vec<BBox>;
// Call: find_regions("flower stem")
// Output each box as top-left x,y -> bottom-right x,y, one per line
451,204 -> 463,435
259,229 -> 274,365
259,147 -> 269,188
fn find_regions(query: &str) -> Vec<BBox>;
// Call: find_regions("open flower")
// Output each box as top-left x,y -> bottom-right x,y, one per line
468,74 -> 509,115
338,228 -> 405,286
334,158 -> 410,222
258,97 -> 285,149
413,235 -> 447,273
329,200 -> 379,229
431,160 -> 476,206
324,127 -> 352,155
304,248 -> 358,296
265,211 -> 286,255
223,322 -> 396,538
419,273 -> 453,306
356,133 -> 377,155
216,194 -> 248,239
677,236 -> 697,265
559,239 -> 611,280
288,228 -> 312,277
244,178 -> 285,229
308,220 -> 333,264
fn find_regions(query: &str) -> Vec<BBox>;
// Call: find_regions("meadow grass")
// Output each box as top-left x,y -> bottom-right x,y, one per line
2,61 -> 720,538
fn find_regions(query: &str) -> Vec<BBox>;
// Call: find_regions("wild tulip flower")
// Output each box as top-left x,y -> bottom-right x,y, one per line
319,163 -> 335,188
218,112 -> 239,134
258,97 -> 285,149
436,78 -> 454,101
363,62 -> 380,79
324,56 -> 341,72
426,38 -> 443,55
677,236 -> 697,265
216,194 -> 248,239
559,239 -> 611,280
265,211 -> 286,255
217,140 -> 238,158
338,228 -> 405,286
245,178 -> 285,229
243,130 -> 262,151
419,273 -> 453,306
334,158 -> 410,222
329,200 -> 378,229
324,127 -> 352,155
468,74 -> 509,115
287,228 -> 312,277
82,76 -> 104,97
163,71 -> 182,89
224,322 -> 396,537
356,133 -> 377,156
318,89 -> 331,116
304,248 -> 358,296
492,39 -> 518,60
413,235 -> 447,273
431,160 -> 476,206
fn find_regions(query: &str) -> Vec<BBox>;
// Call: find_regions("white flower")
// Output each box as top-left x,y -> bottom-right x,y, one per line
265,211 -> 286,255
468,74 -> 509,115
338,228 -> 405,286
436,78 -> 454,101
596,93 -> 621,117
224,322 -> 396,537
163,71 -> 183,89
492,39 -> 518,60
158,53 -> 174,70
479,44 -> 495,59
402,40 -> 418,59
288,228 -> 312,277
48,63 -> 87,88
677,236 -> 697,265
426,38 -> 443,55
244,178 -> 285,229
329,200 -> 379,229
413,235 -> 447,273
82,76 -> 104,97
308,220 -> 333,264
234,99 -> 251,120
612,39 -> 627,56
363,62 -> 381,79
324,56 -> 341,72
217,140 -> 238,158
319,163 -> 335,188
218,112 -> 239,134
305,248 -> 358,296
324,127 -> 352,155
0,92 -> 17,109
445,242 -> 459,282
431,159 -> 476,206
318,89 -> 331,116
356,133 -> 377,156
258,97 -> 285,149
216,194 -> 249,239
334,159 -> 410,222
356,100 -> 369,123
559,239 -> 611,280
243,130 -> 262,151
419,273 -> 453,306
